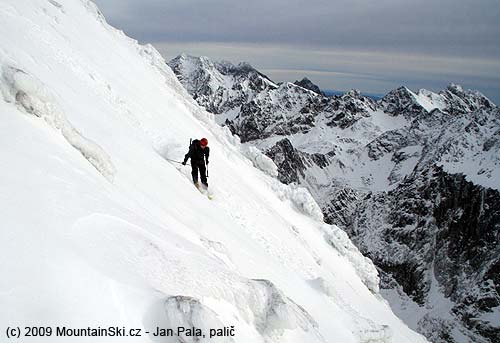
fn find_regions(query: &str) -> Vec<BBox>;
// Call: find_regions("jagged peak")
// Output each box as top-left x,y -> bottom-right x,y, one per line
279,81 -> 320,95
176,52 -> 189,60
294,77 -> 315,86
170,54 -> 273,84
293,77 -> 324,95
214,59 -> 257,75
237,61 -> 255,70
198,55 -> 213,64
170,53 -> 198,63
446,83 -> 464,95
440,83 -> 496,110
389,86 -> 412,95
378,86 -> 430,115
169,53 -> 216,71
380,86 -> 418,104
344,89 -> 362,98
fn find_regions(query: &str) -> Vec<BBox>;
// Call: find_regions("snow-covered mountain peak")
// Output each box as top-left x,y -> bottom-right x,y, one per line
344,89 -> 362,98
379,83 -> 496,117
168,54 -> 277,115
170,54 -> 271,82
341,89 -> 377,110
279,81 -> 314,93
294,77 -> 324,95
447,82 -> 464,94
439,83 -> 496,114
379,86 -> 429,116
214,59 -> 256,75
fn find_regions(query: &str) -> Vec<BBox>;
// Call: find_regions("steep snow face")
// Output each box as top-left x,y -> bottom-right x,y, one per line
0,1 -> 428,342
171,54 -> 500,343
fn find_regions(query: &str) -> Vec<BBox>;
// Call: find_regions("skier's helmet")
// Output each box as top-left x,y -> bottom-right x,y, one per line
200,138 -> 208,147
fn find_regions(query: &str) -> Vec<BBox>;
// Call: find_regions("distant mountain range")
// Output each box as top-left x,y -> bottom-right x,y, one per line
323,89 -> 384,100
169,53 -> 500,343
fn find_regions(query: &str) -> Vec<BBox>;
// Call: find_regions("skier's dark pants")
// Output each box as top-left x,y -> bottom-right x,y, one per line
191,161 -> 207,186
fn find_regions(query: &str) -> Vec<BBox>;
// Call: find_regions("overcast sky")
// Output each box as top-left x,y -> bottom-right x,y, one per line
94,0 -> 500,102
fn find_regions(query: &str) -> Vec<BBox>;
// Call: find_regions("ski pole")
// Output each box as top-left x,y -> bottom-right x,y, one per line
165,158 -> 184,165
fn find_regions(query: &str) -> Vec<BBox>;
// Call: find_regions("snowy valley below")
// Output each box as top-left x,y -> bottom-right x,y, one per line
0,1 -> 434,343
170,54 -> 500,343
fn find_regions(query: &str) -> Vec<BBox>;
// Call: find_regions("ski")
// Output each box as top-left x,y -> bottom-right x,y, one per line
194,183 -> 213,200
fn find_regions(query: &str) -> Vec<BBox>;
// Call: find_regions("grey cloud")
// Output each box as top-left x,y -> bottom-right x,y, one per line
95,0 -> 500,58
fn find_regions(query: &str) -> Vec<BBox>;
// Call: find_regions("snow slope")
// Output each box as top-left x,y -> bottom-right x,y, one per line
0,1 -> 427,342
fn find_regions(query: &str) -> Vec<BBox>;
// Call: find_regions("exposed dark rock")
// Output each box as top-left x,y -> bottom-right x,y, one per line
322,187 -> 361,228
294,77 -> 324,96
348,166 -> 500,342
379,86 -> 428,117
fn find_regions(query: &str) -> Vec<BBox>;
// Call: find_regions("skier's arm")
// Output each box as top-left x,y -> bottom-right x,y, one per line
205,147 -> 210,164
183,145 -> 194,164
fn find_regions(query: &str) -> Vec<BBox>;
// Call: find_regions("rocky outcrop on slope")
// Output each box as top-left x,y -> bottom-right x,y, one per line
265,138 -> 330,184
326,90 -> 377,128
350,166 -> 500,342
231,82 -> 320,142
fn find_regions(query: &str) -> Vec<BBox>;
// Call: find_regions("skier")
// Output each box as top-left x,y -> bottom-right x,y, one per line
182,138 -> 210,188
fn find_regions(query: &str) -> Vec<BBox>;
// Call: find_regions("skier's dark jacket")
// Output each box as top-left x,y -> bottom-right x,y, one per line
183,139 -> 209,165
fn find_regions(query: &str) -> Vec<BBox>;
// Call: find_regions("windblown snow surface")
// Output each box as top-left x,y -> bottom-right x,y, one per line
0,1 -> 428,342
